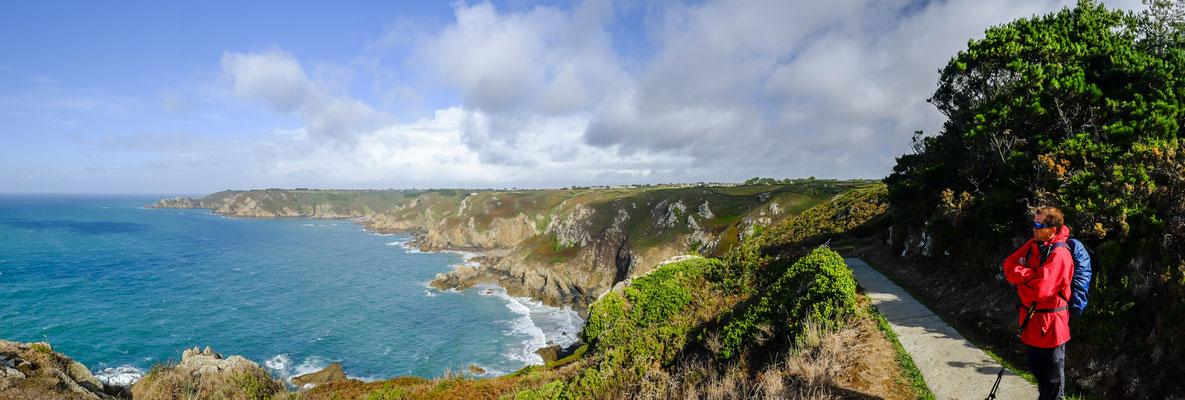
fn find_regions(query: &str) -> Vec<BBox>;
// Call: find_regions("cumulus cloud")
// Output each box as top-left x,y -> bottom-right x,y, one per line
212,0 -> 1149,190
257,107 -> 692,188
220,49 -> 391,142
405,0 -> 1144,181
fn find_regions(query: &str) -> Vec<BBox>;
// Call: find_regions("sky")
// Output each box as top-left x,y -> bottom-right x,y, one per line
0,0 -> 1146,194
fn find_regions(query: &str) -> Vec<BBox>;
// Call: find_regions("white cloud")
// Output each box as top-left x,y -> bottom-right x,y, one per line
220,49 -> 390,142
403,0 -> 1148,180
210,0 -> 1153,190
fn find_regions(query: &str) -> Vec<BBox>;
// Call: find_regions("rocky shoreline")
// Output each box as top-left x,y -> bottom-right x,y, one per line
0,340 -> 123,399
148,188 -> 798,312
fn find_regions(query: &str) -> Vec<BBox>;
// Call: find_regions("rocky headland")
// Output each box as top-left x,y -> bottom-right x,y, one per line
0,340 -> 120,399
150,183 -> 852,310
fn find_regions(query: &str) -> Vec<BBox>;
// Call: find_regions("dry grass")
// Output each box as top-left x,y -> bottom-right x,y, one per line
302,357 -> 588,400
619,314 -> 914,400
129,361 -> 284,400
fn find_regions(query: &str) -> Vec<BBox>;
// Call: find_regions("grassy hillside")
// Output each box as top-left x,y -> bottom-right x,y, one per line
375,180 -> 875,258
295,185 -> 922,400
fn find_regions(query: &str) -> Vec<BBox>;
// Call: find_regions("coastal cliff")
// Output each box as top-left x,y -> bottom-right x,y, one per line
362,183 -> 859,308
146,189 -> 418,219
0,340 -> 119,399
150,182 -> 871,309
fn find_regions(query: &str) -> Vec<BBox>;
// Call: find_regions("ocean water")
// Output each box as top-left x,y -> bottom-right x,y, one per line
0,195 -> 582,386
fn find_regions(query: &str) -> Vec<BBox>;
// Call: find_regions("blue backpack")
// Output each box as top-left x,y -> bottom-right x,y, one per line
1048,239 -> 1094,319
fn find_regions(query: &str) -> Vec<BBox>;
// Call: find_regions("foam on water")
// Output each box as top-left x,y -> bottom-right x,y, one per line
1,197 -> 589,382
94,365 -> 144,387
265,354 -> 292,372
475,282 -> 584,365
266,354 -> 377,386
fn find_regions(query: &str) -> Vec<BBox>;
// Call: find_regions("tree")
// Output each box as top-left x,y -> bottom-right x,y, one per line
885,1 -> 1185,396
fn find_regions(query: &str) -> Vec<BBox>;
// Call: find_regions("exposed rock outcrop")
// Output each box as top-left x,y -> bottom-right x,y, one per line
177,346 -> 257,376
130,346 -> 284,399
0,340 -> 114,399
534,342 -> 584,363
545,204 -> 594,247
368,212 -> 537,252
154,185 -> 816,310
147,196 -> 204,209
292,362 -> 353,387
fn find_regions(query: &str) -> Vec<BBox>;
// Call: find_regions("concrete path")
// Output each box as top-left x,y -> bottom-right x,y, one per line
844,257 -> 1037,400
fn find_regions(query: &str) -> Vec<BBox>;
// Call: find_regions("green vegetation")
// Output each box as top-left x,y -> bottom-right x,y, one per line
759,184 -> 890,251
291,184 -> 920,399
30,342 -> 52,354
718,248 -> 857,360
883,1 -> 1184,397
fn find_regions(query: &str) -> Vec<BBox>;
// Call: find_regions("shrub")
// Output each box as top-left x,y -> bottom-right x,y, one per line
718,247 -> 857,360
30,342 -> 52,354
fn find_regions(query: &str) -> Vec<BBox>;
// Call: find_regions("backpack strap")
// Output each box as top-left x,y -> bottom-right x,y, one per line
1021,304 -> 1068,313
1034,241 -> 1072,308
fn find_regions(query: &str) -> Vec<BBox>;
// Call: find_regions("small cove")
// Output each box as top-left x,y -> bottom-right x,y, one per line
0,195 -> 582,386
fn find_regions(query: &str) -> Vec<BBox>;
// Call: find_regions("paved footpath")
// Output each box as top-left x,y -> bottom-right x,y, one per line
844,257 -> 1037,400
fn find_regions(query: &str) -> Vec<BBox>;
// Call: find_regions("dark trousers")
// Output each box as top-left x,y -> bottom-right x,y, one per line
1026,343 -> 1065,400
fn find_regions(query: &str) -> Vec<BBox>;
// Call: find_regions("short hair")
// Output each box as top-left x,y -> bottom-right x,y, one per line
1034,206 -> 1064,228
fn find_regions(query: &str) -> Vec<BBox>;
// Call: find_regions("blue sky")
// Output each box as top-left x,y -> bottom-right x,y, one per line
0,0 -> 1143,194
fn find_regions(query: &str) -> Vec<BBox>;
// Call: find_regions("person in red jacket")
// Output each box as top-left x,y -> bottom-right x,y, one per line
1003,206 -> 1073,400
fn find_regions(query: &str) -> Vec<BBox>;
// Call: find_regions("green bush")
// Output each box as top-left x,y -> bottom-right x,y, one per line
564,258 -> 722,397
582,258 -> 719,350
718,247 -> 857,360
883,1 -> 1185,396
30,342 -> 52,354
511,380 -> 572,400
708,237 -> 763,293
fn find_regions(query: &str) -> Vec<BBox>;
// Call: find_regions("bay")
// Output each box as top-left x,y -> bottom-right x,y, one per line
0,195 -> 581,386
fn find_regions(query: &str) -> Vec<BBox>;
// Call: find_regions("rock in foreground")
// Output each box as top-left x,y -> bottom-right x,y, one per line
292,361 -> 354,387
130,346 -> 284,400
0,339 -> 114,400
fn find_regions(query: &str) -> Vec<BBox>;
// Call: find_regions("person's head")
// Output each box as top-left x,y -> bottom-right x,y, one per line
1032,206 -> 1064,242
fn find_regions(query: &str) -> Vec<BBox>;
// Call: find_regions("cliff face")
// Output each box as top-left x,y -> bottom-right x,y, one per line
146,190 -> 417,219
150,183 -> 865,309
0,340 -> 117,399
369,185 -> 848,309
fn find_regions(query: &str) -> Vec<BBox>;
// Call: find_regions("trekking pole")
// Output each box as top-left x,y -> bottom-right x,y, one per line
986,302 -> 1036,400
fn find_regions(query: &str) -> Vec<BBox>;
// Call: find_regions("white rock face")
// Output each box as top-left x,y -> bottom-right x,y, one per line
698,201 -> 714,219
655,200 -> 687,228
1,366 -> 24,379
180,347 -> 261,377
546,204 -> 594,247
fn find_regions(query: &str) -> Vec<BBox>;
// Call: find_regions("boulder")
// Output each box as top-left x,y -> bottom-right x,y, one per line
2,366 -> 25,379
468,365 -> 486,375
535,345 -> 563,363
67,360 -> 105,393
52,368 -> 102,398
535,342 -> 585,364
181,347 -> 258,377
292,362 -> 349,387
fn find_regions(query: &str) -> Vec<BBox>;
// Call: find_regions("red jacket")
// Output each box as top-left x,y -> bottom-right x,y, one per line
1002,225 -> 1073,348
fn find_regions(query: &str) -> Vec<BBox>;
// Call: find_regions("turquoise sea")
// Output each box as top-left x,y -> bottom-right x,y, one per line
0,195 -> 582,386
